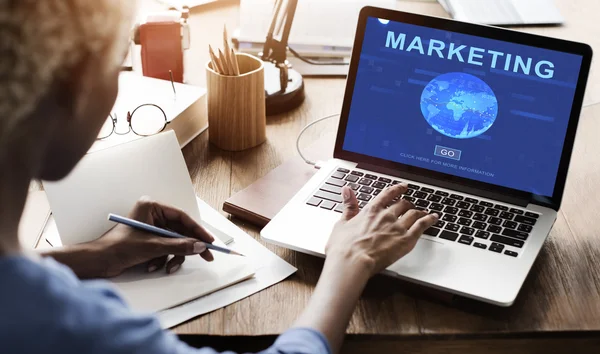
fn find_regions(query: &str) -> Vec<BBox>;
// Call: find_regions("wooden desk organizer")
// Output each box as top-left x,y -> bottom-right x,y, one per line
206,53 -> 266,151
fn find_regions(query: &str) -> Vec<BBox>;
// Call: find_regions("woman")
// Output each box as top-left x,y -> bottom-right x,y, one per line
0,1 -> 437,353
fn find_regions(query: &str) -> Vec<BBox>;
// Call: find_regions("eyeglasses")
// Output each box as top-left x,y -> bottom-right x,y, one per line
97,103 -> 170,140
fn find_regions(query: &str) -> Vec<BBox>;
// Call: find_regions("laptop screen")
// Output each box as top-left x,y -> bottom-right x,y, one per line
342,17 -> 584,197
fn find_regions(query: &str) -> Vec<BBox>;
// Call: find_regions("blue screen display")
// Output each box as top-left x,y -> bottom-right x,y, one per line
342,17 -> 583,197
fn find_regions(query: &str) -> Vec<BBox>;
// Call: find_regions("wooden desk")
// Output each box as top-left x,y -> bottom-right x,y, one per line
140,0 -> 600,352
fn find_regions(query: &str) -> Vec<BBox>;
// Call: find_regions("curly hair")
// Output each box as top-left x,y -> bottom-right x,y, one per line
0,0 -> 135,146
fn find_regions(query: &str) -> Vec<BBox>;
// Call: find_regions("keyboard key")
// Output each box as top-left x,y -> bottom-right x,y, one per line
434,220 -> 446,228
320,200 -> 335,210
334,204 -> 345,213
357,193 -> 372,202
472,221 -> 487,230
424,227 -> 440,237
501,229 -> 529,240
504,250 -> 518,257
351,171 -> 364,176
445,223 -> 460,232
473,213 -> 488,222
413,191 -> 428,199
443,206 -> 459,215
429,208 -> 444,219
503,220 -> 518,229
525,212 -> 539,219
404,189 -> 414,196
490,234 -> 524,248
480,201 -> 493,207
458,210 -> 473,218
358,178 -> 373,186
465,197 -> 479,203
415,207 -> 427,212
470,205 -> 485,213
337,168 -> 350,173
457,218 -> 472,226
435,191 -> 449,196
421,187 -> 435,193
475,230 -> 490,239
484,208 -> 500,216
306,197 -> 322,207
359,186 -> 374,194
365,174 -> 377,180
359,201 -> 368,208
373,190 -> 381,196
442,214 -> 458,223
331,172 -> 346,179
518,224 -> 532,233
458,235 -> 474,245
408,184 -> 420,189
494,205 -> 509,211
315,190 -> 343,203
428,194 -> 442,202
403,196 -> 416,203
450,194 -> 464,200
439,230 -> 459,241
489,217 -> 502,225
460,226 -> 475,235
320,184 -> 342,194
456,201 -> 471,209
415,199 -> 430,208
430,203 -> 444,211
510,208 -> 524,215
473,242 -> 487,249
378,177 -> 392,183
442,198 -> 456,206
372,181 -> 387,189
489,243 -> 504,253
326,178 -> 345,187
487,225 -> 502,233
515,215 -> 537,226
348,183 -> 360,191
392,180 -> 401,185
499,211 -> 514,220
345,175 -> 359,183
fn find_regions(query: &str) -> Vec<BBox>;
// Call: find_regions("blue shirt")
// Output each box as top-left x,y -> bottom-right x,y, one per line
0,255 -> 331,354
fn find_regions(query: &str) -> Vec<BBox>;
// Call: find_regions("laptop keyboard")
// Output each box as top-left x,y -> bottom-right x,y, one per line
306,168 -> 541,258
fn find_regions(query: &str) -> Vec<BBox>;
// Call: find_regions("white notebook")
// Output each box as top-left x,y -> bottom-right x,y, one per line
441,0 -> 564,26
43,131 -> 250,312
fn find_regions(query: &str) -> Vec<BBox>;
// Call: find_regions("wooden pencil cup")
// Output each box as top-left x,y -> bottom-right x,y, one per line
206,53 -> 266,151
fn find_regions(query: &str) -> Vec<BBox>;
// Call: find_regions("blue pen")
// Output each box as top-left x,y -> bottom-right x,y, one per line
108,213 -> 244,256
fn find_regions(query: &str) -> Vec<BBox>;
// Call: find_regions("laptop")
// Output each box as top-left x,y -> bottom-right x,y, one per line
261,7 -> 592,306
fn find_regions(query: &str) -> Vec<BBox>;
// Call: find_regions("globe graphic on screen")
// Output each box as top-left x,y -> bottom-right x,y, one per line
420,72 -> 498,139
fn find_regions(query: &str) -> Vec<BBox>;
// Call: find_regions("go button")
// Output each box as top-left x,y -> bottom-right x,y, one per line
434,145 -> 462,161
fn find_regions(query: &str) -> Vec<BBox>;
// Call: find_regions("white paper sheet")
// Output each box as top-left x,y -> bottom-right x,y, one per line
41,196 -> 296,328
157,197 -> 297,328
112,236 -> 255,313
43,131 -> 231,245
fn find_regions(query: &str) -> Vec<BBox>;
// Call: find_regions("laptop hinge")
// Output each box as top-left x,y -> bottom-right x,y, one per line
356,162 -> 530,207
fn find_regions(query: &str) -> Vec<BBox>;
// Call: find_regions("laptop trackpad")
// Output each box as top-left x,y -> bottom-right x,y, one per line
389,238 -> 450,275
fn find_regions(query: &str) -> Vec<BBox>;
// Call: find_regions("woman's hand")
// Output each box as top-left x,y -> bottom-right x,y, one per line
294,183 -> 437,353
43,197 -> 215,279
326,183 -> 438,277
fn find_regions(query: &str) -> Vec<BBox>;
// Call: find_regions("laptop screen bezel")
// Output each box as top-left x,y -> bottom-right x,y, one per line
334,6 -> 593,210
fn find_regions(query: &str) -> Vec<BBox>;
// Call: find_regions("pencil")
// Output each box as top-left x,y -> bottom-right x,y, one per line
169,70 -> 176,96
209,45 -> 225,75
231,48 -> 240,76
223,25 -> 233,73
108,213 -> 245,257
218,48 -> 231,75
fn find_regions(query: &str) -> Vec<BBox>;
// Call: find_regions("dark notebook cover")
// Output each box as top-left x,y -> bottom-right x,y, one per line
223,138 -> 333,227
